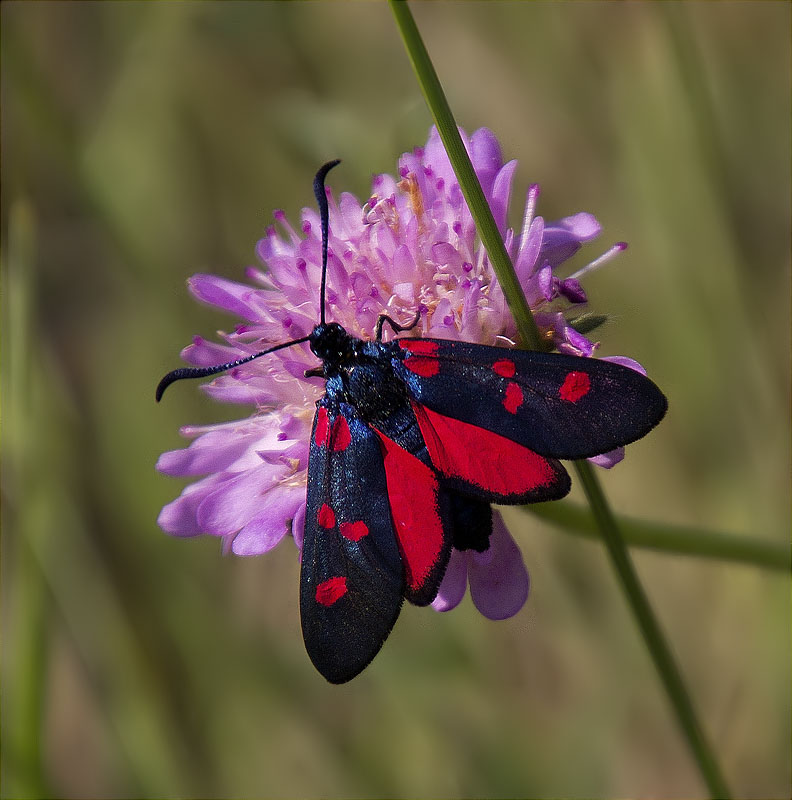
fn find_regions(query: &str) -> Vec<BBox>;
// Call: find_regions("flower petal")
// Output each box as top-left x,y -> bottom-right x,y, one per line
181,336 -> 244,368
588,447 -> 625,469
188,274 -> 268,322
197,462 -> 285,536
470,127 -> 504,196
490,160 -> 517,235
601,355 -> 647,376
515,215 -> 544,282
231,485 -> 306,555
156,429 -> 254,476
201,376 -> 282,406
558,277 -> 587,304
291,500 -> 306,551
547,211 -> 601,241
157,474 -> 229,536
468,513 -> 530,620
431,549 -> 468,612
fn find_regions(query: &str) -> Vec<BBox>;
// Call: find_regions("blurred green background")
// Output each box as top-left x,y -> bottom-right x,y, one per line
2,2 -> 789,798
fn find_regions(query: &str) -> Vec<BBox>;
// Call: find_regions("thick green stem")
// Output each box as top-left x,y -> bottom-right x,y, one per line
389,2 -> 733,796
575,461 -> 732,798
388,0 -> 542,351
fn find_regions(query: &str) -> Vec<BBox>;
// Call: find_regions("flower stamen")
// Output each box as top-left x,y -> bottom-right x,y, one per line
569,242 -> 628,282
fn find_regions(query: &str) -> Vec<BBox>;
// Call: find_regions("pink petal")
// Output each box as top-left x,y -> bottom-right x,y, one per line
157,474 -> 229,536
156,429 -> 253,476
431,242 -> 463,269
197,462 -> 284,536
292,501 -> 306,551
469,127 -> 503,195
181,337 -> 243,368
337,191 -> 366,239
201,377 -> 281,406
391,244 -> 416,283
588,447 -> 625,469
489,160 -> 517,235
515,216 -> 544,282
422,126 -> 456,188
188,274 -> 265,322
601,355 -> 647,376
431,549 -> 468,612
468,514 -> 530,620
231,486 -> 306,555
548,212 -> 601,241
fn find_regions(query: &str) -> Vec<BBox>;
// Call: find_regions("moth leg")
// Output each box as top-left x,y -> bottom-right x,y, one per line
375,310 -> 422,341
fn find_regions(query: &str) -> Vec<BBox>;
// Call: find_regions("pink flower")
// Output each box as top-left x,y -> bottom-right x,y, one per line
158,126 -> 639,617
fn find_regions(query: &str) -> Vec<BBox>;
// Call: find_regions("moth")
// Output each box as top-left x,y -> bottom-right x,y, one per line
158,160 -> 667,683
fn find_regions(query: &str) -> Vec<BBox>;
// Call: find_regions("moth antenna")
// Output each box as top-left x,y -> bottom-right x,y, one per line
159,162 -> 340,402
156,336 -> 310,402
314,159 -> 341,325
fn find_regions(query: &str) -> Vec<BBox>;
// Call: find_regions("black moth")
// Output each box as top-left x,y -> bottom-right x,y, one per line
158,160 -> 667,683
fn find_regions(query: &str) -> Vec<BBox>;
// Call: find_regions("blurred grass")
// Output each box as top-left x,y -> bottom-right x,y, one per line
1,2 -> 789,798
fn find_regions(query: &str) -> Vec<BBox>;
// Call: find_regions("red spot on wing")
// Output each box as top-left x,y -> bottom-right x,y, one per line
503,382 -> 524,414
404,356 -> 440,377
330,415 -> 351,451
560,371 -> 591,402
314,406 -> 329,447
375,430 -> 444,594
400,339 -> 441,377
318,503 -> 336,529
412,402 -> 560,497
492,358 -> 516,378
339,521 -> 369,542
400,340 -> 439,356
315,576 -> 347,606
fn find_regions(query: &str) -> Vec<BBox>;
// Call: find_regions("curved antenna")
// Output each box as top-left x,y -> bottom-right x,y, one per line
158,161 -> 341,402
313,159 -> 341,325
156,336 -> 310,401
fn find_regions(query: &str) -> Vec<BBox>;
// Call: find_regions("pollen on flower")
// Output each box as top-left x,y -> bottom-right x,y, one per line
363,195 -> 399,229
398,173 -> 424,220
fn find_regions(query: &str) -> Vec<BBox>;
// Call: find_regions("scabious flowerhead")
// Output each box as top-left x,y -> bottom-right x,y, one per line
157,126 -> 640,619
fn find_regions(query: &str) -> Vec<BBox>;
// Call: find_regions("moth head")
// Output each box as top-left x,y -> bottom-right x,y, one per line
309,322 -> 353,364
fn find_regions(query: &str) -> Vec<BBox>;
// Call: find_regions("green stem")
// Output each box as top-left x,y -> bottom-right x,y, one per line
390,3 -> 733,796
575,461 -> 732,798
528,501 -> 790,572
388,0 -> 542,351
